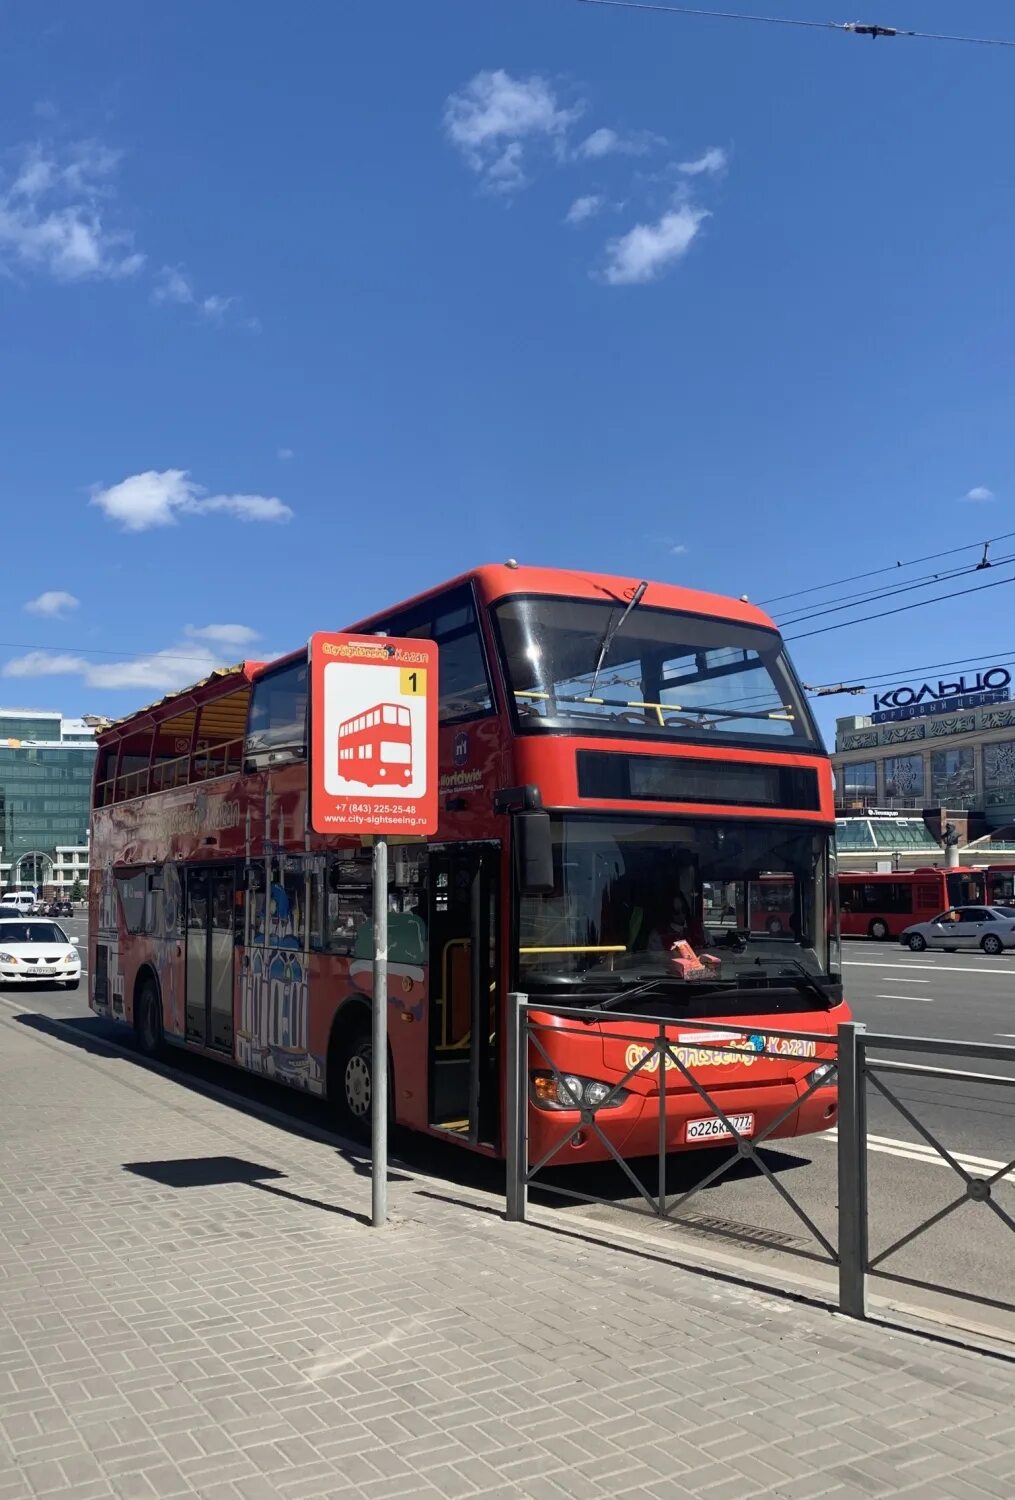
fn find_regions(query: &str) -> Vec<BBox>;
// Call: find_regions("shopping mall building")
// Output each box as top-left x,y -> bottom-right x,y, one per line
831,661 -> 1015,872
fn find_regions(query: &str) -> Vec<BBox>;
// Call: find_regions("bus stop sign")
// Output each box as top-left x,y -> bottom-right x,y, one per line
308,633 -> 438,838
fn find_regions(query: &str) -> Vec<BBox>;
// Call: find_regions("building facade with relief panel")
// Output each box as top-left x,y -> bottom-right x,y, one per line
833,696 -> 1015,828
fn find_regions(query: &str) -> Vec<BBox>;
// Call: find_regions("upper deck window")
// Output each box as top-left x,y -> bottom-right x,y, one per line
493,595 -> 820,750
370,584 -> 493,723
246,660 -> 307,762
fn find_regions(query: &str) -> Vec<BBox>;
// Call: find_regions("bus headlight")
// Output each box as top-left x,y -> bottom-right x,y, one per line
808,1062 -> 836,1088
530,1072 -> 628,1111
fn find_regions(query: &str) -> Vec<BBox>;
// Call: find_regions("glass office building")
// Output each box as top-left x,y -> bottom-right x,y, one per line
0,710 -> 96,892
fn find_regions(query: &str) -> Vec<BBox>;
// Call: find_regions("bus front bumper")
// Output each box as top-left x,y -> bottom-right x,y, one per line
527,1079 -> 838,1168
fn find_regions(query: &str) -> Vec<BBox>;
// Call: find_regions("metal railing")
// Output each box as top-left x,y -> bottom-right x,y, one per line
504,994 -> 1015,1321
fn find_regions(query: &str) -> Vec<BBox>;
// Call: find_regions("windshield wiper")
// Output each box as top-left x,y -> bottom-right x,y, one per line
586,581 -> 647,701
598,973 -> 732,1011
752,955 -> 830,1008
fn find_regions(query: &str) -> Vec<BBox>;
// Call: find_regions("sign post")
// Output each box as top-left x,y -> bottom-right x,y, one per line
308,633 -> 439,1227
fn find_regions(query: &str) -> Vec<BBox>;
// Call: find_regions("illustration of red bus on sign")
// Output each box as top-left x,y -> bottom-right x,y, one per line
309,633 -> 438,838
337,702 -> 413,787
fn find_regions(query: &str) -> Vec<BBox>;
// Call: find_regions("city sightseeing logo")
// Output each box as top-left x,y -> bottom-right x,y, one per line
624,1031 -> 817,1073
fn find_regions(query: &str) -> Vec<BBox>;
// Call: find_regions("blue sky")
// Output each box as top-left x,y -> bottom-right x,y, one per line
1,0 -> 1013,746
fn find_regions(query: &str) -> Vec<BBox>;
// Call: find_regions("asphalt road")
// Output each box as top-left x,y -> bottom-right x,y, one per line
5,920 -> 1015,1336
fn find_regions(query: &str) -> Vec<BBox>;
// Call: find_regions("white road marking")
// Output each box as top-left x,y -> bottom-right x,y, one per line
881,976 -> 930,983
875,993 -> 934,1003
819,1130 -> 1015,1182
844,959 -> 1012,976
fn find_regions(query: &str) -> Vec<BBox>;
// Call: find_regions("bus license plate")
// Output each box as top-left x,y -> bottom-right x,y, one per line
686,1113 -> 754,1143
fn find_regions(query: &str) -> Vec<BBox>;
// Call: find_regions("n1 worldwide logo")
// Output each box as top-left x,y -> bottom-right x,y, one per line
873,667 -> 1012,724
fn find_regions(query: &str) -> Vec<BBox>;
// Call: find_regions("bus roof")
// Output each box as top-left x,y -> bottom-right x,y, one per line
99,661 -> 263,744
99,563 -> 781,744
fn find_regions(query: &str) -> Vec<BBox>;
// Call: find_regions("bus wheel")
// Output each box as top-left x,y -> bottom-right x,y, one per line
981,933 -> 1004,956
869,919 -> 889,941
334,1028 -> 374,1140
907,933 -> 927,952
766,916 -> 783,935
136,979 -> 163,1057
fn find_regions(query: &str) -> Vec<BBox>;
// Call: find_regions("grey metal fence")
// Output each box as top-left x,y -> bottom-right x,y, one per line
504,993 -> 1015,1321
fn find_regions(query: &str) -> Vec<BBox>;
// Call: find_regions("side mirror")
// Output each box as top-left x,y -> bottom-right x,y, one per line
71,936 -> 80,946
515,810 -> 554,894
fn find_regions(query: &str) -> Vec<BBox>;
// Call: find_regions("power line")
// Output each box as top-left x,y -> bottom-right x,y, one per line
575,0 -> 1015,48
784,568 -> 1015,641
807,651 -> 1015,694
759,530 -> 1015,610
0,641 -> 239,665
776,550 -> 1015,629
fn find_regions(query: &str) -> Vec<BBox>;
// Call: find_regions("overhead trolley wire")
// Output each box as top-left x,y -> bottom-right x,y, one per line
784,568 -> 1015,642
776,551 -> 1015,629
575,0 -> 1015,48
761,529 -> 1015,610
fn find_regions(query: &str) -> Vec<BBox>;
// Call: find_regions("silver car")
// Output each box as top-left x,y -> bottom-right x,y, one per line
900,905 -> 1015,956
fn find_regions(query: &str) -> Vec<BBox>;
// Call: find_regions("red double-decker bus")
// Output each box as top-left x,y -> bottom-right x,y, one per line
337,702 -> 412,787
89,564 -> 845,1163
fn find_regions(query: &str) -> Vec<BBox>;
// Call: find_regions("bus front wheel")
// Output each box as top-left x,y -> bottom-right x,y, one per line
330,1020 -> 393,1141
869,919 -> 889,941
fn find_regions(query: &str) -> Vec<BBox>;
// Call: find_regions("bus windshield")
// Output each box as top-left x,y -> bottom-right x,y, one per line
518,815 -> 839,995
494,595 -> 820,748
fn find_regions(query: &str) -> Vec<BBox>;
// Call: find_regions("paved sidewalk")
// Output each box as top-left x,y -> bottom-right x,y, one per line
2,1013 -> 1015,1500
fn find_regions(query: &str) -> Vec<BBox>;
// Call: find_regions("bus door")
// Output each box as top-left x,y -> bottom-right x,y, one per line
185,866 -> 235,1052
427,842 -> 499,1146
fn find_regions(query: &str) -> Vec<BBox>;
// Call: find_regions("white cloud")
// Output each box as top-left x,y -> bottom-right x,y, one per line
187,624 -> 260,646
960,485 -> 994,502
602,204 -> 708,286
577,127 -> 656,160
678,146 -> 727,177
444,69 -> 581,192
89,468 -> 294,532
33,100 -> 59,122
153,265 -> 235,322
277,447 -> 294,461
24,590 -> 79,617
565,194 -> 606,225
0,140 -> 144,282
3,623 -> 260,693
670,544 -> 688,556
196,494 -> 292,523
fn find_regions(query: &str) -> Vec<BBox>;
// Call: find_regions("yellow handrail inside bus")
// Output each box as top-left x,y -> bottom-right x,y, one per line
519,945 -> 627,954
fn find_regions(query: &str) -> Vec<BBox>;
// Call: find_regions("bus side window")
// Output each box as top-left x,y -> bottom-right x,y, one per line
115,870 -> 147,934
371,584 -> 494,724
245,660 -> 307,766
324,854 -> 372,954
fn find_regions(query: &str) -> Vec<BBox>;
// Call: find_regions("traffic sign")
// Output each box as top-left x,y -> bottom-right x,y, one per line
308,632 -> 438,839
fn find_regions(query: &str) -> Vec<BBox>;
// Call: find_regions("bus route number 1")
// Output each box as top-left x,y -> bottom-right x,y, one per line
400,668 -> 427,696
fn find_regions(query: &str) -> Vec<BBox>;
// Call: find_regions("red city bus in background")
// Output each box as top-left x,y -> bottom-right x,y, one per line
837,867 -> 987,940
337,702 -> 412,787
89,564 -> 846,1165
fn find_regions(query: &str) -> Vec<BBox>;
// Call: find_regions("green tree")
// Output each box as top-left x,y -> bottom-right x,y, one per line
70,878 -> 83,902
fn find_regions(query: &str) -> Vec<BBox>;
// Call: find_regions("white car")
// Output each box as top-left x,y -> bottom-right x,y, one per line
899,905 -> 1015,956
0,918 -> 81,988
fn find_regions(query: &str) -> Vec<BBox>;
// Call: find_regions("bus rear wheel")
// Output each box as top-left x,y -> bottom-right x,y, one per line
869,919 -> 889,941
136,979 -> 163,1058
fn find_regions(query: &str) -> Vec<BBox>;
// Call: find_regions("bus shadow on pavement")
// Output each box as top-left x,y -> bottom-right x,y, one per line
11,1007 -> 823,1259
123,1155 -> 372,1225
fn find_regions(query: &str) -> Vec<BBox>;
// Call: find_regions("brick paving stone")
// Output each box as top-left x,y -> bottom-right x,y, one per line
5,1014 -> 1015,1500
